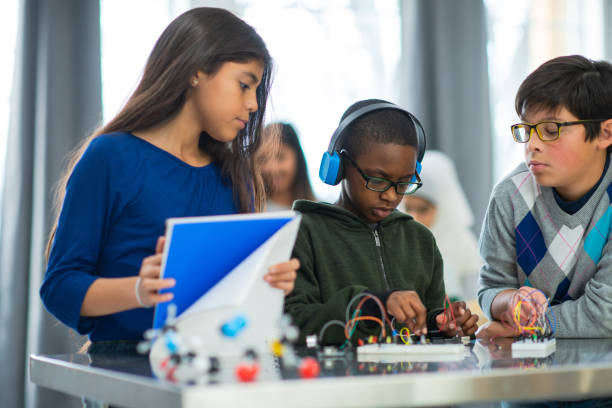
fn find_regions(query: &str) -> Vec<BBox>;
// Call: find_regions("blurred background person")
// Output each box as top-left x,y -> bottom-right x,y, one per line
257,122 -> 316,211
401,150 -> 482,303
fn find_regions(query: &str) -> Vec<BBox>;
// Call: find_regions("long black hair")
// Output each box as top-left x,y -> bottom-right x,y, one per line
263,123 -> 315,202
47,7 -> 273,258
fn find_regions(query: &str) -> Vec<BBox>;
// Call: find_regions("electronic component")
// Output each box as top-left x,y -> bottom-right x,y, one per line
357,342 -> 468,363
220,314 -> 248,338
305,334 -> 318,349
298,357 -> 321,379
511,337 -> 556,358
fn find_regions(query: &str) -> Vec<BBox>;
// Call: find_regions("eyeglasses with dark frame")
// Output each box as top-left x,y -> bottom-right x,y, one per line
340,150 -> 422,195
510,119 -> 610,143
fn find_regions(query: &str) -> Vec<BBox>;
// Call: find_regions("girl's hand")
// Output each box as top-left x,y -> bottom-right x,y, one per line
436,301 -> 479,336
135,236 -> 175,308
264,258 -> 299,295
386,291 -> 427,335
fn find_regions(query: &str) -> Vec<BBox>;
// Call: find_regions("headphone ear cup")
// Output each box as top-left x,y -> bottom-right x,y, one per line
411,160 -> 422,183
319,151 -> 344,185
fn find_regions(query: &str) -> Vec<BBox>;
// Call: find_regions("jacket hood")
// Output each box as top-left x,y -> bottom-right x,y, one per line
292,199 -> 413,230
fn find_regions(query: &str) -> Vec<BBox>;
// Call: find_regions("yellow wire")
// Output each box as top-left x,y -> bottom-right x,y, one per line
399,327 -> 411,345
514,300 -> 544,335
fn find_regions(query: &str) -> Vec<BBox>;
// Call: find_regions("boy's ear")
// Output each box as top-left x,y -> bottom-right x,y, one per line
598,119 -> 612,150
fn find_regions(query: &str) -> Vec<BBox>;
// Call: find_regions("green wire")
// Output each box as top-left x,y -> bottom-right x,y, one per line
339,309 -> 362,350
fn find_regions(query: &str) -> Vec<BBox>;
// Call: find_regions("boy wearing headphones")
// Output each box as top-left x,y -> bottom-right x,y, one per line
477,56 -> 612,340
284,99 -> 479,345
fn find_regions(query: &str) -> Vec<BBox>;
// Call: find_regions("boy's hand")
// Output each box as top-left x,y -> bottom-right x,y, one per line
264,258 -> 299,295
492,286 -> 547,326
475,320 -> 518,339
435,301 -> 479,336
512,286 -> 548,325
386,291 -> 427,335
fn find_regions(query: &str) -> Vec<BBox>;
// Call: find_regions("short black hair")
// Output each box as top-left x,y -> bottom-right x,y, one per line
337,99 -> 418,158
516,55 -> 612,142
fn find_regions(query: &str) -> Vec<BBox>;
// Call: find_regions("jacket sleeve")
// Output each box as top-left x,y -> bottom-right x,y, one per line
284,224 -> 370,345
477,186 -> 521,319
424,241 -> 446,330
40,137 -> 123,334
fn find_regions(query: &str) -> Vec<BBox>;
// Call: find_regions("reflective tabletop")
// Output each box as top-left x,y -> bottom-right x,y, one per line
30,338 -> 612,408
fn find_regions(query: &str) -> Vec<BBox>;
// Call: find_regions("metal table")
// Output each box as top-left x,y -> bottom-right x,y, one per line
30,338 -> 612,407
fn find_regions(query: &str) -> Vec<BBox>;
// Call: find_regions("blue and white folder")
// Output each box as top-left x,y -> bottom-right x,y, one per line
150,211 -> 301,358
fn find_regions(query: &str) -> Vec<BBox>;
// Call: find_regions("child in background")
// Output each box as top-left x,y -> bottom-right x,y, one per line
477,55 -> 612,340
402,150 -> 482,301
285,99 -> 478,345
40,7 -> 299,352
256,122 -> 316,210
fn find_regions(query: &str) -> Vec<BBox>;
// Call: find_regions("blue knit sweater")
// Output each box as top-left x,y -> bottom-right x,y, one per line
41,133 -> 238,341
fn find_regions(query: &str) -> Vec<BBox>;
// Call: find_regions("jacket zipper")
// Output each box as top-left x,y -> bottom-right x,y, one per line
373,228 -> 391,290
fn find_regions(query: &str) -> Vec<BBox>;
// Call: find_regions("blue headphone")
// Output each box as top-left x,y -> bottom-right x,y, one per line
319,102 -> 426,186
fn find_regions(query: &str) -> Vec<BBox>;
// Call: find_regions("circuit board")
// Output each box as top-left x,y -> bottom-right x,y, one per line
357,343 -> 468,363
511,338 -> 556,358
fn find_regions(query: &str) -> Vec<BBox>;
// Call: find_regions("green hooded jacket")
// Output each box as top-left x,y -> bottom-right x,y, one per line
285,200 -> 446,345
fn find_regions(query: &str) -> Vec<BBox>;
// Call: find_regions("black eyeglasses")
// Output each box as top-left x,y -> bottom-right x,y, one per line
340,150 -> 422,195
510,119 -> 610,143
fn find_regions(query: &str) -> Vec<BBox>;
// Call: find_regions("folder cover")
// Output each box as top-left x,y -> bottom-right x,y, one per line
152,211 -> 299,329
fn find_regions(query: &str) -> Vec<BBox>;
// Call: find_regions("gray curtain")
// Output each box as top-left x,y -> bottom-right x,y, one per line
399,0 -> 493,234
0,0 -> 102,407
606,0 -> 612,61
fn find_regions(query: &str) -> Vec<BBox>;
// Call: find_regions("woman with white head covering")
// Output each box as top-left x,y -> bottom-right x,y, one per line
401,150 -> 482,301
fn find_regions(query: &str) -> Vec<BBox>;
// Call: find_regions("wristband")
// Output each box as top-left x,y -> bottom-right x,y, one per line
134,277 -> 150,308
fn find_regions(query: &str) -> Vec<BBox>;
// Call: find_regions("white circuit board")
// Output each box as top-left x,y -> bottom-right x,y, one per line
511,338 -> 556,358
357,343 -> 468,363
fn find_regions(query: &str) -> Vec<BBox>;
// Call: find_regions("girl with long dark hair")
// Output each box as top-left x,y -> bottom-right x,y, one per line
257,122 -> 316,210
40,8 -> 299,349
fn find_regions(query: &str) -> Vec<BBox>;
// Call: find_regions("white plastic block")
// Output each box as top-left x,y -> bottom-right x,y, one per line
357,343 -> 468,363
511,338 -> 556,358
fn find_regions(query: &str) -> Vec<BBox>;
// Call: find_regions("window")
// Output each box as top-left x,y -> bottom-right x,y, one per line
0,0 -> 20,221
486,0 -> 605,181
103,1 -> 607,196
100,0 -> 401,201
100,0 -> 181,122
241,0 -> 401,200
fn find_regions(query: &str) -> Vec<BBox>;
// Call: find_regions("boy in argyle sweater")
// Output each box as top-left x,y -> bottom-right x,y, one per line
478,55 -> 612,339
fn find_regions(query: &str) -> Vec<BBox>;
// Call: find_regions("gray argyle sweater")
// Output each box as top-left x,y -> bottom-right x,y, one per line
478,157 -> 612,337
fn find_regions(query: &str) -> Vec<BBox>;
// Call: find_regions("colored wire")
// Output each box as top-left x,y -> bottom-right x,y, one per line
345,293 -> 394,331
399,327 -> 411,345
345,309 -> 362,340
441,294 -> 456,328
344,293 -> 394,341
344,316 -> 385,339
318,320 -> 346,345
545,309 -> 557,334
509,287 -> 557,337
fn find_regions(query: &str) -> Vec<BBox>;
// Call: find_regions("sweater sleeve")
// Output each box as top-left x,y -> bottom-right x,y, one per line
40,136 -> 123,335
477,185 -> 522,319
284,225 -> 370,345
551,237 -> 612,338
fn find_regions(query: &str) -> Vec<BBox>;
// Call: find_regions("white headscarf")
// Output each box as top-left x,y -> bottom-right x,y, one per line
405,151 -> 482,300
416,151 -> 475,228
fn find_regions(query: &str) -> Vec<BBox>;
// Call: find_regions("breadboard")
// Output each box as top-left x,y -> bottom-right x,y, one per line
357,343 -> 468,363
511,338 -> 556,358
